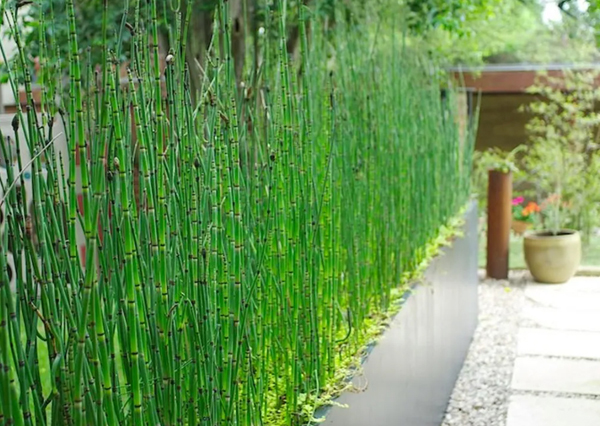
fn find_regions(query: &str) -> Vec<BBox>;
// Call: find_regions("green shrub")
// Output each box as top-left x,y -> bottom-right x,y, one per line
522,70 -> 600,238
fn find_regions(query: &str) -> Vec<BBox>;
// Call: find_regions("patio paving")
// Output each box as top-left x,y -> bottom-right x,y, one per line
517,328 -> 600,359
442,273 -> 600,426
522,305 -> 600,332
507,395 -> 600,426
507,276 -> 600,426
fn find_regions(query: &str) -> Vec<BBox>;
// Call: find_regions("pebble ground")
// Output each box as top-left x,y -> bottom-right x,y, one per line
441,272 -> 528,426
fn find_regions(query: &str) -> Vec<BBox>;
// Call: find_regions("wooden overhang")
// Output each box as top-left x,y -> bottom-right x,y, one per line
449,63 -> 600,94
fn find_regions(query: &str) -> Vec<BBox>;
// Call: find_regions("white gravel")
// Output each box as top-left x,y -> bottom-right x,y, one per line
441,272 -> 529,426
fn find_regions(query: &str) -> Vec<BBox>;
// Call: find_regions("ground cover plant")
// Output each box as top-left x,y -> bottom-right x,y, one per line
0,0 -> 475,424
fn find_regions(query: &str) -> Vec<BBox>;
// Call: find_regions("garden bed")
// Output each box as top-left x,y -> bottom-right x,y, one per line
318,201 -> 479,426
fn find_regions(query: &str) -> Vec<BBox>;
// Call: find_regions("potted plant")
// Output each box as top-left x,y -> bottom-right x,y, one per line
519,70 -> 600,283
523,193 -> 581,283
511,197 -> 540,236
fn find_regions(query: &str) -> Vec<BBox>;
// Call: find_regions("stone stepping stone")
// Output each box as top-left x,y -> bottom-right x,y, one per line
554,276 -> 600,292
523,306 -> 600,332
525,282 -> 600,311
512,357 -> 600,395
507,395 -> 600,426
518,328 -> 600,359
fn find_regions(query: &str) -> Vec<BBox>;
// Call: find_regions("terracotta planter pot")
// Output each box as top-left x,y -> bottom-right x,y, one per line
511,220 -> 532,236
524,230 -> 581,284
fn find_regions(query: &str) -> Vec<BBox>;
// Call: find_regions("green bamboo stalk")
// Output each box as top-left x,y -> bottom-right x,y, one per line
1,1 -> 476,424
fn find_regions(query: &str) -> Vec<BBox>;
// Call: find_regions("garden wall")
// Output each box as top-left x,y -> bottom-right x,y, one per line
320,201 -> 479,426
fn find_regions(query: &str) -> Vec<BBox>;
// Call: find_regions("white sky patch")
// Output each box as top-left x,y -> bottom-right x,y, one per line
543,0 -> 590,24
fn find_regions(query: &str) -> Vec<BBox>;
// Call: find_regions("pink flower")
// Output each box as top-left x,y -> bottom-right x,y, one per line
512,196 -> 524,206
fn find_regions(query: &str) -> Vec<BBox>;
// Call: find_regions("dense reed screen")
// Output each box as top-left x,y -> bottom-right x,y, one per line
0,1 -> 474,425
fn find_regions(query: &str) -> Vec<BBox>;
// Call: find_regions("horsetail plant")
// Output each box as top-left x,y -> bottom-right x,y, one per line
0,0 -> 475,425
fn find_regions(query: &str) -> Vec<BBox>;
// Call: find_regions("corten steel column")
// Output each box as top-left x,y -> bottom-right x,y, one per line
487,170 -> 512,279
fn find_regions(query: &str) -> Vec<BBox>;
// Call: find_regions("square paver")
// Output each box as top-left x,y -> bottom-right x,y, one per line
512,357 -> 600,395
518,328 -> 600,359
553,277 -> 600,292
507,394 -> 600,426
523,306 -> 600,332
525,282 -> 600,311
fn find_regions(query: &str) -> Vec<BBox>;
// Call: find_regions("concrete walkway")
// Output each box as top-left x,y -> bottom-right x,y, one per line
507,276 -> 600,426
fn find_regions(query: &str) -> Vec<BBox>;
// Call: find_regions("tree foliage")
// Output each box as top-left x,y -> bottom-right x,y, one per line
409,0 -> 600,66
4,0 -> 599,84
405,0 -> 501,35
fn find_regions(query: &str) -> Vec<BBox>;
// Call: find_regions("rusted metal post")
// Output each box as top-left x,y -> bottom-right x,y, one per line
487,170 -> 512,279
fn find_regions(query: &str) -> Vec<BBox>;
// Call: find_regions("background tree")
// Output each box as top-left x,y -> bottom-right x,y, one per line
407,0 -> 600,66
5,0 -> 598,93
